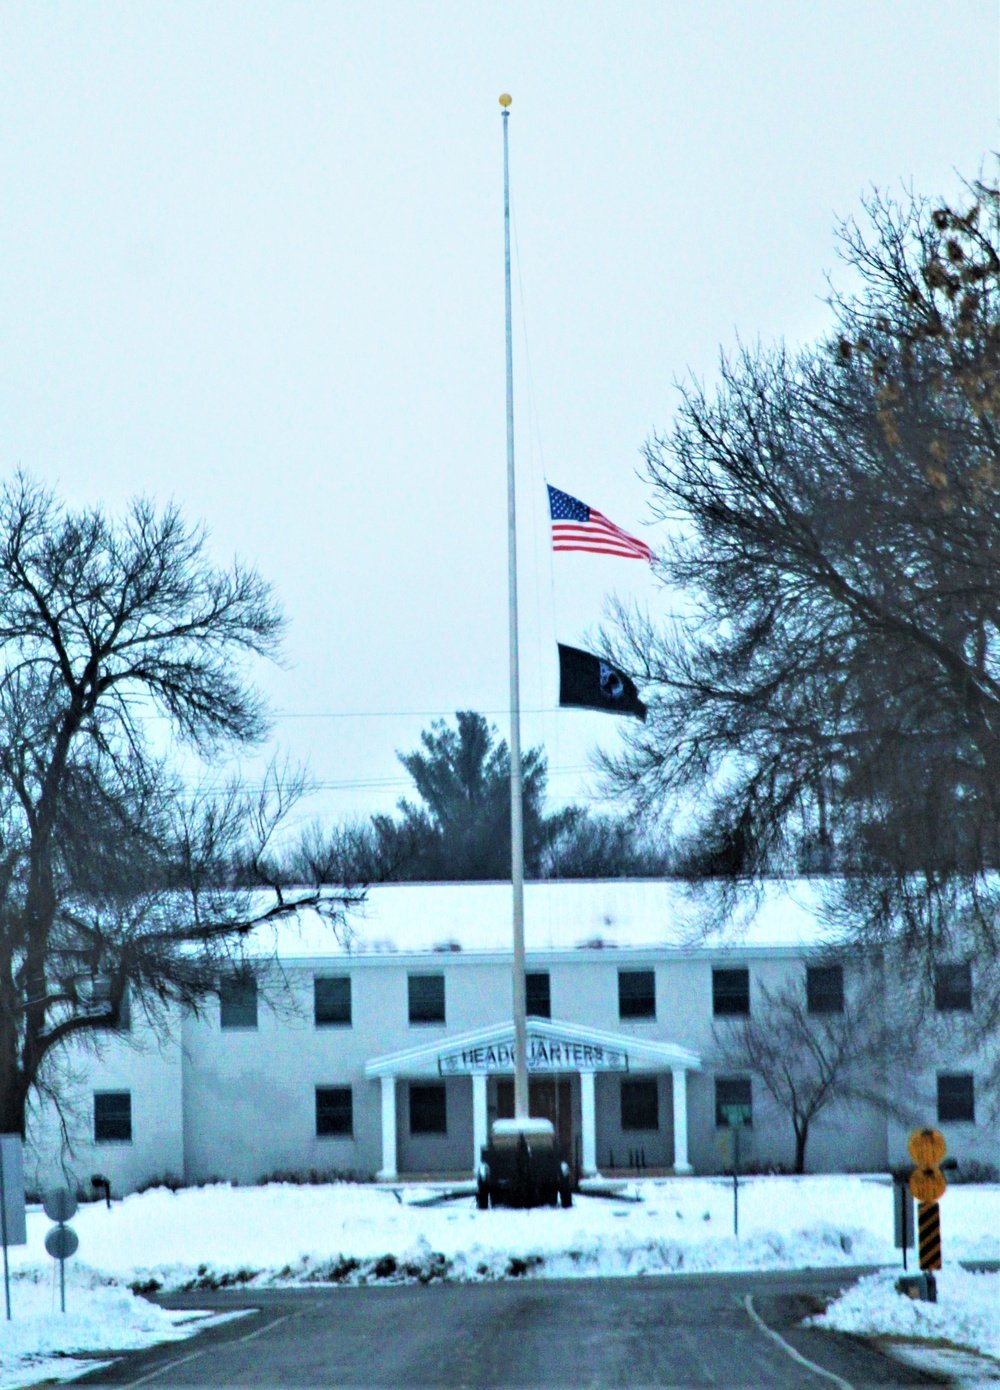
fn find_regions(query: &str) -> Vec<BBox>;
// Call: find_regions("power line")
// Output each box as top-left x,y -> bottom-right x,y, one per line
229,762 -> 597,794
272,706 -> 563,720
137,704 -> 577,722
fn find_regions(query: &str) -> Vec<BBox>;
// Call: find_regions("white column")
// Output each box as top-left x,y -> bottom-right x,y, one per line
580,1070 -> 598,1176
672,1068 -> 692,1175
377,1075 -> 398,1180
472,1073 -> 488,1171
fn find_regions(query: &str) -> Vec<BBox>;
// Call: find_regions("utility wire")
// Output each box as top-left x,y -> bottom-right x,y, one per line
139,705 -> 576,721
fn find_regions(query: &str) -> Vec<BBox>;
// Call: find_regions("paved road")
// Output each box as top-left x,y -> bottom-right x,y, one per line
76,1270 -> 945,1389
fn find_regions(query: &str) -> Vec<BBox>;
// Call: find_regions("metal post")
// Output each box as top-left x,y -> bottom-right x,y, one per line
501,93 -> 528,1123
0,1143 -> 9,1320
903,1184 -> 908,1271
732,1124 -> 740,1237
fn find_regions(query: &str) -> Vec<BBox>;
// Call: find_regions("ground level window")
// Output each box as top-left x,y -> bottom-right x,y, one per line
621,1079 -> 659,1131
316,1086 -> 353,1137
714,1076 -> 752,1128
94,1091 -> 132,1143
410,1083 -> 447,1135
937,1073 -> 974,1123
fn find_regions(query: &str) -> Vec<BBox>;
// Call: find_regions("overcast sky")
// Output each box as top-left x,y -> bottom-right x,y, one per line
1,3 -> 997,834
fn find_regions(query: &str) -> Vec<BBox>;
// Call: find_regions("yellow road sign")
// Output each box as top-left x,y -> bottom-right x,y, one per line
909,1165 -> 947,1204
908,1127 -> 946,1167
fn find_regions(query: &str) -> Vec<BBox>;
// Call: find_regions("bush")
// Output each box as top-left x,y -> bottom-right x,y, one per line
948,1159 -> 999,1184
134,1172 -> 186,1195
257,1167 -> 375,1186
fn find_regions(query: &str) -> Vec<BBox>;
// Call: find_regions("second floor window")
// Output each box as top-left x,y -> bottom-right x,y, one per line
219,974 -> 258,1030
526,972 -> 551,1018
314,976 -> 352,1027
408,973 -> 445,1024
84,977 -> 131,1031
618,970 -> 656,1020
806,965 -> 844,1014
934,963 -> 972,1012
713,968 -> 750,1017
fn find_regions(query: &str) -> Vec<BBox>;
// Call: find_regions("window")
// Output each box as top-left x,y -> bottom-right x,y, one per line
94,1091 -> 132,1143
410,1083 -> 447,1135
314,976 -> 352,1027
316,1086 -> 353,1137
806,965 -> 844,1014
86,978 -> 131,1031
408,973 -> 445,1025
219,974 -> 258,1029
621,1079 -> 659,1131
618,970 -> 656,1020
937,1073 -> 975,1123
935,963 -> 972,1013
526,972 -> 551,1019
715,1076 -> 753,1128
713,968 -> 750,1017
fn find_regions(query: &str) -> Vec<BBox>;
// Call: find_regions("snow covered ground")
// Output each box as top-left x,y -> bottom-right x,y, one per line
811,1265 -> 1000,1386
0,1175 -> 996,1387
0,1269 -> 250,1390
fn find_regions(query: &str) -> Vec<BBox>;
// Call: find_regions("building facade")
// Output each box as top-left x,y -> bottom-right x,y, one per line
23,881 -> 997,1195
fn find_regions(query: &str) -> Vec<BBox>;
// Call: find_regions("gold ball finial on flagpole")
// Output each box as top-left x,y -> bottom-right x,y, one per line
499,94 -> 512,108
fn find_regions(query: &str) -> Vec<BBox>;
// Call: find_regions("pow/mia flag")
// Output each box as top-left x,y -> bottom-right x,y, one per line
557,644 -> 647,722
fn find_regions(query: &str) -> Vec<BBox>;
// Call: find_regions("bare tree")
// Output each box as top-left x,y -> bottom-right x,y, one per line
541,810 -> 674,879
715,965 -> 906,1173
0,475 -> 359,1136
602,167 -> 1000,1077
278,817 -> 389,887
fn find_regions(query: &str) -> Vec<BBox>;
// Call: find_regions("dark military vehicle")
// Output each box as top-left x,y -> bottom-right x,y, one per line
476,1117 -> 574,1209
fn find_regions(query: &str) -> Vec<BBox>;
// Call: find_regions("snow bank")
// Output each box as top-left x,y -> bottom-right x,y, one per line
0,1265 -> 236,1389
1,1177 -> 996,1388
810,1265 -> 1000,1364
8,1175 -> 996,1292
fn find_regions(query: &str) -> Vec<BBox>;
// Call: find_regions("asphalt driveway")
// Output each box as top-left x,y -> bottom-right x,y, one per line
73,1269 -> 947,1389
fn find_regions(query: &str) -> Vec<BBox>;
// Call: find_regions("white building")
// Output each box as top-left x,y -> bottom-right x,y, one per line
24,881 -> 997,1195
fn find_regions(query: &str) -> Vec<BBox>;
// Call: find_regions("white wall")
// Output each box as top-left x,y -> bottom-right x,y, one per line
20,931 -> 997,1192
25,1014 -> 183,1199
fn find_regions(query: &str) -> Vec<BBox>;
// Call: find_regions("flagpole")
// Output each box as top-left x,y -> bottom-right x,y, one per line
500,93 -> 528,1123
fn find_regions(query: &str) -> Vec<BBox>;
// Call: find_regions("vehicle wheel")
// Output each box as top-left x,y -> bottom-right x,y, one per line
559,1184 -> 573,1209
476,1185 -> 489,1210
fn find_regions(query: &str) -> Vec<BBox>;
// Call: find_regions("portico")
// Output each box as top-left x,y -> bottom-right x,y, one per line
365,1018 -> 701,1181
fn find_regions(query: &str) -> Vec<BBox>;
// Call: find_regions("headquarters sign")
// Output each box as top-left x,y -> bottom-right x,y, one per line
438,1031 -> 629,1076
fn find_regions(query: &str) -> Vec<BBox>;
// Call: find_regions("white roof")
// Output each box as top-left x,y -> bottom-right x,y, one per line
254,878 -> 840,960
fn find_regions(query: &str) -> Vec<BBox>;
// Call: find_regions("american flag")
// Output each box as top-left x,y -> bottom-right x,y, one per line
547,484 -> 653,562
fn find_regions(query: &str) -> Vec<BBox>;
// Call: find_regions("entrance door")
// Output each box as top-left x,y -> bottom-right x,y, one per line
496,1078 -> 573,1156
